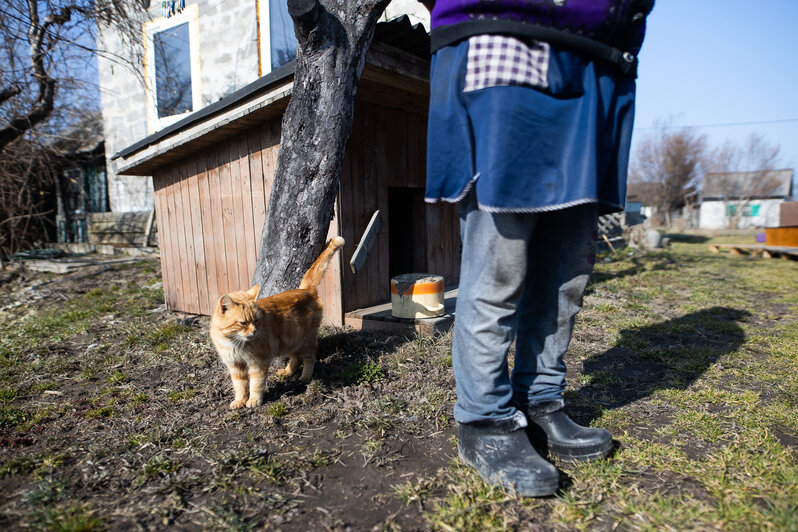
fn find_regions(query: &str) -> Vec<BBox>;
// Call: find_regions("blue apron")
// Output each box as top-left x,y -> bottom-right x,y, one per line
425,38 -> 636,215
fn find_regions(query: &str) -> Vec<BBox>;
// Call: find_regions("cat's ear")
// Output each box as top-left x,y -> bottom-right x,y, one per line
247,284 -> 259,299
218,295 -> 233,313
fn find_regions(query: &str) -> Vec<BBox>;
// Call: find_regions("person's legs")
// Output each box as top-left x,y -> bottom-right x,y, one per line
453,189 -> 536,426
510,203 -> 613,461
452,189 -> 559,496
510,203 -> 598,404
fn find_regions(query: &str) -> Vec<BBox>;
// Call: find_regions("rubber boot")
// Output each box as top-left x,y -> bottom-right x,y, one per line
522,400 -> 613,463
457,420 -> 560,497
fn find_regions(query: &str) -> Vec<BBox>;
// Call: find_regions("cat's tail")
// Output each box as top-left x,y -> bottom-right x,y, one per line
299,236 -> 345,293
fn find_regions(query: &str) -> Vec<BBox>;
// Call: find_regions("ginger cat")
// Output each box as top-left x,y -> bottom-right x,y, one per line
210,237 -> 344,409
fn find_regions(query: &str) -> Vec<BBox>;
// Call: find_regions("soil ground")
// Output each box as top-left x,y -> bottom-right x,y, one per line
1,232 -> 796,530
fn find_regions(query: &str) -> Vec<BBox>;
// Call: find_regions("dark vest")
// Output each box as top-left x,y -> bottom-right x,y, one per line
429,0 -> 655,76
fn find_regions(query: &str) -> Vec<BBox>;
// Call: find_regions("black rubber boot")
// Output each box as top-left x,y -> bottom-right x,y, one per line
457,418 -> 560,497
522,400 -> 613,463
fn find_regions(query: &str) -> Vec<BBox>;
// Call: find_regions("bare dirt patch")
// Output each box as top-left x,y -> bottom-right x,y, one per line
0,258 -> 460,530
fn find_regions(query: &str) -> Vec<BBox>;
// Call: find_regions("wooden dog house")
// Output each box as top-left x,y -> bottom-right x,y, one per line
113,19 -> 460,327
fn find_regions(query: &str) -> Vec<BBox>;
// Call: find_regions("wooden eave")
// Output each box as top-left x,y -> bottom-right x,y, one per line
114,41 -> 429,177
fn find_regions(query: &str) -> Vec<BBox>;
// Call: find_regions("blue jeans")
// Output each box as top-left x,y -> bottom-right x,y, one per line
453,190 -> 598,426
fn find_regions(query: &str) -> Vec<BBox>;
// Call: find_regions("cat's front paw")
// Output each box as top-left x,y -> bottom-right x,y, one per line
230,399 -> 247,409
246,396 -> 263,408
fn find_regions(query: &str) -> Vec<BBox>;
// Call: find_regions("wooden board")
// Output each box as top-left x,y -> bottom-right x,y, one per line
165,165 -> 187,311
248,127 -> 267,263
218,140 -> 242,294
196,152 -> 220,309
184,158 -> 209,315
709,243 -> 798,259
232,133 -> 256,287
765,226 -> 798,247
205,144 -> 230,300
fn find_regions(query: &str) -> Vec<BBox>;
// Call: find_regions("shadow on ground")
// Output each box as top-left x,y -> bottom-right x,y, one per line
664,234 -> 712,244
261,328 -> 413,402
572,306 -> 750,424
585,255 -> 680,293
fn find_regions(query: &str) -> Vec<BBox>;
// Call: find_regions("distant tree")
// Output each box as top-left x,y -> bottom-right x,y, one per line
0,0 -> 144,257
703,133 -> 784,229
0,0 -> 145,154
630,121 -> 707,226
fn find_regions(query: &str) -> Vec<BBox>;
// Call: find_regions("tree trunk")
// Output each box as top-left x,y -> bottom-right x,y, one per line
252,0 -> 390,297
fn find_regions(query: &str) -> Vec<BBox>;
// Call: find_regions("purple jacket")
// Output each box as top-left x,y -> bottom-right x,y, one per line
429,0 -> 654,76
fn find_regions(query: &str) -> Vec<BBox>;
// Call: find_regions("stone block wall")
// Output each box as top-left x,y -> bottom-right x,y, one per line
96,0 -> 259,213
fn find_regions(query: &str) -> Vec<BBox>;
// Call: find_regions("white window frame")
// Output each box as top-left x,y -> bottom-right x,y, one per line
143,3 -> 202,133
258,0 -> 275,75
258,0 -> 297,76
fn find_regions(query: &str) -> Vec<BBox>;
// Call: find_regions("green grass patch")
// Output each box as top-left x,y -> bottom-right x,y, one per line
266,401 -> 287,417
427,463 -> 519,531
167,388 -> 196,403
125,321 -> 192,352
29,501 -> 105,532
0,452 -> 67,479
140,454 -> 183,484
0,281 -> 164,363
85,406 -> 115,419
340,361 -> 385,385
107,370 -> 127,385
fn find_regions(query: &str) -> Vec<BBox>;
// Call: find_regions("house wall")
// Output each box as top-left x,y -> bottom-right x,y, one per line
97,0 -> 260,213
699,199 -> 783,229
98,1 -> 428,215
96,20 -> 151,213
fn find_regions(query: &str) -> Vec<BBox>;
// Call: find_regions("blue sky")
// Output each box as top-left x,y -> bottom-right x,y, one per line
634,0 -> 798,184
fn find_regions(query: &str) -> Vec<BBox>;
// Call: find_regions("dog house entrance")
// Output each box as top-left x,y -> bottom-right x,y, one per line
388,186 -> 427,279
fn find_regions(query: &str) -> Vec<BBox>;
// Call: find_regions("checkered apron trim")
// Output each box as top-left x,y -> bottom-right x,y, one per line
464,35 -> 550,93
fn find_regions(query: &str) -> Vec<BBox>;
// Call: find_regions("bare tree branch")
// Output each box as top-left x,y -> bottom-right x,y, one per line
0,0 -> 147,155
0,1 -> 67,152
0,84 -> 22,104
630,121 -> 707,226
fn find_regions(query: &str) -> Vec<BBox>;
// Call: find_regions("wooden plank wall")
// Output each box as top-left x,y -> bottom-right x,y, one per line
339,101 -> 460,313
151,99 -> 456,321
152,117 -> 343,323
87,212 -> 155,246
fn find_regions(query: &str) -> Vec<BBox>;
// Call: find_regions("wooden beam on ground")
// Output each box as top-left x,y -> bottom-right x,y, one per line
707,243 -> 798,260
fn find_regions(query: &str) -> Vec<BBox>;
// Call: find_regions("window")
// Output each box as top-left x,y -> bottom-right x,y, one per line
726,204 -> 761,217
144,4 -> 201,132
258,0 -> 297,75
153,23 -> 192,117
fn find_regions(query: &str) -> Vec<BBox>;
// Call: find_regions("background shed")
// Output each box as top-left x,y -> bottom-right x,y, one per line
113,19 -> 460,327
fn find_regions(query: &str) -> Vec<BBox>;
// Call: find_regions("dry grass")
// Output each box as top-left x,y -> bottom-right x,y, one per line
1,231 -> 796,530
